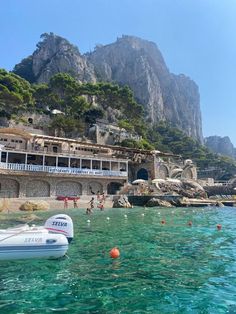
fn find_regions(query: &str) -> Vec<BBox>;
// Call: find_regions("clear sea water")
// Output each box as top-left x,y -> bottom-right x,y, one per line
0,206 -> 236,314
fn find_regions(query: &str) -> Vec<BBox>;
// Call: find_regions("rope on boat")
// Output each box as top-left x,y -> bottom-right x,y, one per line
0,218 -> 37,243
0,228 -> 31,243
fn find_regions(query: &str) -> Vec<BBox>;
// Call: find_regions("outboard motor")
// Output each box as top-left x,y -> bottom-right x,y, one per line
44,214 -> 74,243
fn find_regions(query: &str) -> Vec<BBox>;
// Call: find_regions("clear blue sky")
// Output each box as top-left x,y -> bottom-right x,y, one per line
1,0 -> 236,144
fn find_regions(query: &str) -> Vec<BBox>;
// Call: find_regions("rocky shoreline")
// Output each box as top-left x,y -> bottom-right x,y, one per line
112,194 -> 236,208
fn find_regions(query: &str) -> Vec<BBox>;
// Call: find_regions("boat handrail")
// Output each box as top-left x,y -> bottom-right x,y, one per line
0,227 -> 33,242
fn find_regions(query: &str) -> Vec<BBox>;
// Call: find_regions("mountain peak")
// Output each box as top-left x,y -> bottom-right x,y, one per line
13,32 -> 96,83
13,33 -> 203,142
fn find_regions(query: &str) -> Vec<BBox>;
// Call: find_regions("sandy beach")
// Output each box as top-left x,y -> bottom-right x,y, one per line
0,195 -> 114,213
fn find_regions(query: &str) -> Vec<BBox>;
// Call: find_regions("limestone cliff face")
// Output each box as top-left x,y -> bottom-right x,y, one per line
13,33 -> 96,83
13,33 -> 203,142
88,36 -> 203,142
205,136 -> 236,159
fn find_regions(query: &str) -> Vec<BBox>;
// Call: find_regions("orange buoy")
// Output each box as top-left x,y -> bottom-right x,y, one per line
217,224 -> 222,230
109,247 -> 120,259
161,220 -> 166,225
188,221 -> 193,226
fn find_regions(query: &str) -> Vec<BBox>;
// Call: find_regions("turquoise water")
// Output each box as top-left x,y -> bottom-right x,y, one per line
0,206 -> 236,313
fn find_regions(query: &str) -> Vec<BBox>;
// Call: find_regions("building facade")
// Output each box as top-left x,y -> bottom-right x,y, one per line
0,128 -> 197,198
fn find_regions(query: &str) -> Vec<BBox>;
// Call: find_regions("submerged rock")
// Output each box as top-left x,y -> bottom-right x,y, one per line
16,213 -> 42,223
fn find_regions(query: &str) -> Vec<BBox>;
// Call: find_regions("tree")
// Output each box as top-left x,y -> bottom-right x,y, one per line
50,114 -> 84,136
84,107 -> 104,124
0,69 -> 34,117
49,73 -> 79,98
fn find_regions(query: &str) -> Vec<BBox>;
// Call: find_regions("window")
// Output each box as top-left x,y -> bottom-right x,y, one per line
28,155 -> 36,161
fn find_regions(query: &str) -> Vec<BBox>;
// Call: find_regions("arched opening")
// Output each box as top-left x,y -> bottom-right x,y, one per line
87,182 -> 103,195
137,168 -> 148,180
26,180 -> 50,197
56,181 -> 82,197
0,178 -> 19,198
171,168 -> 183,179
107,182 -> 123,195
158,165 -> 169,179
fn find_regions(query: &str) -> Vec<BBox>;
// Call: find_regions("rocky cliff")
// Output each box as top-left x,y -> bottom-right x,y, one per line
13,33 -> 96,83
205,136 -> 236,159
13,33 -> 203,142
88,36 -> 203,142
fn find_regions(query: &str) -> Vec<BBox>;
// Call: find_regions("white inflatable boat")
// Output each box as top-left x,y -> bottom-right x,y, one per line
0,214 -> 74,260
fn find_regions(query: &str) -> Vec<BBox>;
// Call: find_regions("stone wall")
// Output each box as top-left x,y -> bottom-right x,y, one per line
56,181 -> 82,196
0,174 -> 125,198
26,180 -> 50,197
89,124 -> 141,145
0,178 -> 19,198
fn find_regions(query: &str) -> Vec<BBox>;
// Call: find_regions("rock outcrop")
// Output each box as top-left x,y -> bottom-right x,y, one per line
205,135 -> 236,159
19,200 -> 50,211
13,33 -> 203,142
145,198 -> 173,207
112,195 -> 132,208
13,33 -> 96,83
88,35 -> 203,142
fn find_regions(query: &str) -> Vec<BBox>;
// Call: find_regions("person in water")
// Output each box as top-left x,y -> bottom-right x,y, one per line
64,197 -> 68,209
73,198 -> 78,208
86,197 -> 95,214
89,197 -> 95,210
98,200 -> 104,211
96,191 -> 101,201
86,207 -> 92,214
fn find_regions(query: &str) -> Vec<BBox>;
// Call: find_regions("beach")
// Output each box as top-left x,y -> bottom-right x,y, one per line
0,195 -> 114,213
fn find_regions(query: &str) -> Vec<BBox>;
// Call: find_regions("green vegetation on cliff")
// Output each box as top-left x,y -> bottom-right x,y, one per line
0,69 -> 235,179
0,69 -> 33,118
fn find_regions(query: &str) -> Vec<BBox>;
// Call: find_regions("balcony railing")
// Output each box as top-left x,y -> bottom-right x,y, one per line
0,162 -> 128,177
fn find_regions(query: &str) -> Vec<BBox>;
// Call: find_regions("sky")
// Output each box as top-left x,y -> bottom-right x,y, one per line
1,0 -> 236,144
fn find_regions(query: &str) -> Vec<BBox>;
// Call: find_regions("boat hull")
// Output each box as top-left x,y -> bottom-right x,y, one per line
0,244 -> 68,260
0,229 -> 69,260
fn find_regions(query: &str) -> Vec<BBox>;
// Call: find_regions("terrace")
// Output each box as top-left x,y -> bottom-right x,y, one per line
0,150 -> 128,178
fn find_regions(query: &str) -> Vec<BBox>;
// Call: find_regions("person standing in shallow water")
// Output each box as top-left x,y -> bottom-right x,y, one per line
64,197 -> 68,209
73,198 -> 78,208
86,197 -> 95,214
89,197 -> 95,211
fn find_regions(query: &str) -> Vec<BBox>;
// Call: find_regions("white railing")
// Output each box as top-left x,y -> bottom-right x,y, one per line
0,162 -> 128,177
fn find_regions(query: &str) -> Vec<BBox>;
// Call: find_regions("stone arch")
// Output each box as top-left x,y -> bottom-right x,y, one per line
158,165 -> 169,179
137,168 -> 149,180
170,168 -> 183,179
56,181 -> 82,197
87,181 -> 103,195
182,167 -> 194,180
0,178 -> 19,198
26,180 -> 50,197
107,182 -> 123,195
